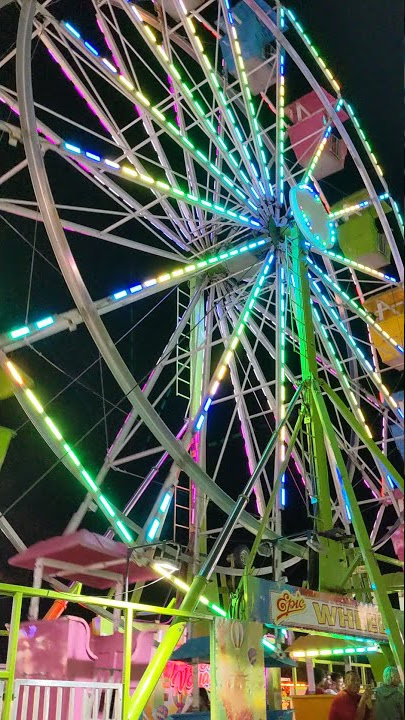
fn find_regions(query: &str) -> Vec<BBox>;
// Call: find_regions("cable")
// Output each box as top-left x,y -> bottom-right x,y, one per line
24,212 -> 38,324
1,214 -> 62,274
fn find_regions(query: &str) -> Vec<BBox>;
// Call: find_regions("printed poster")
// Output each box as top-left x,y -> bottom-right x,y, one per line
211,619 -> 266,720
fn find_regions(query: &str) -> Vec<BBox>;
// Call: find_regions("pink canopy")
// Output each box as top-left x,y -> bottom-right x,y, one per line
9,529 -> 157,589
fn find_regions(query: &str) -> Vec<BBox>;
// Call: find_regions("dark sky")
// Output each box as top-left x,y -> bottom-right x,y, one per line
0,0 -> 403,595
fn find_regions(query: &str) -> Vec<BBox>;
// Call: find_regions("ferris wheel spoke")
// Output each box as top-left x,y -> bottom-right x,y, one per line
63,280 -> 206,535
218,0 -> 272,198
245,0 -> 404,281
174,1 -> 264,198
36,31 -> 195,242
275,7 -> 286,213
309,277 -> 403,423
301,98 -> 344,185
311,303 -> 374,438
54,140 -> 261,230
215,296 -> 268,515
131,107 -> 205,244
117,0 -> 259,210
190,251 -> 274,433
314,246 -> 400,285
346,267 -> 388,411
43,20 -> 255,224
225,293 -> 311,498
128,1 -> 208,239
0,200 -> 187,261
2,238 -> 268,352
220,282 -> 280,490
319,379 -> 404,492
328,190 -> 391,223
308,257 -> 404,359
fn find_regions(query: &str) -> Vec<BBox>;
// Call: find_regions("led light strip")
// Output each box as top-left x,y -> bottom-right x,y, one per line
0,90 -> 191,252
220,0 -> 272,196
150,561 -> 278,653
291,644 -> 380,659
329,192 -> 390,220
308,258 -> 404,355
6,238 -> 269,344
312,303 -> 373,439
5,354 -> 242,622
3,360 -> 134,544
229,303 -> 309,494
150,562 -> 379,657
62,21 -> 252,211
286,10 -> 341,94
4,353 -> 275,633
336,465 -> 353,523
193,252 -> 275,432
175,3 -> 263,201
389,198 -> 404,234
319,249 -> 399,285
279,263 -> 287,507
96,14 -> 124,71
59,141 -> 261,229
127,8 -> 258,207
303,98 -> 344,184
308,270 -> 403,420
344,102 -> 384,179
276,11 -> 286,206
151,561 -> 226,615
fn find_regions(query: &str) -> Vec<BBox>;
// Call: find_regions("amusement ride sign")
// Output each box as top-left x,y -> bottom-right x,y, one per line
247,578 -> 388,642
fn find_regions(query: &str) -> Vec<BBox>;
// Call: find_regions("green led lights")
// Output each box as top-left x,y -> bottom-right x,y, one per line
4,361 -> 135,545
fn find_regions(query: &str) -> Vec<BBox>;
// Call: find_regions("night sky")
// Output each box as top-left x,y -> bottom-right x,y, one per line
0,0 -> 403,604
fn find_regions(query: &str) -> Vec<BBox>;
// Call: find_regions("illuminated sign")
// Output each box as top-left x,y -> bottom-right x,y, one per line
248,578 -> 388,642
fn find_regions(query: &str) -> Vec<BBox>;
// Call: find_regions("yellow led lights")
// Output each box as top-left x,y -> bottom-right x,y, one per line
286,10 -> 340,94
3,361 -> 134,545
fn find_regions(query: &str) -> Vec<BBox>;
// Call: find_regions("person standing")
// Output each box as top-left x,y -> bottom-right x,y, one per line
374,666 -> 404,720
328,670 -> 373,720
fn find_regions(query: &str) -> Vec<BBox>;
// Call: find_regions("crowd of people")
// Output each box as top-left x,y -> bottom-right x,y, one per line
306,665 -> 404,720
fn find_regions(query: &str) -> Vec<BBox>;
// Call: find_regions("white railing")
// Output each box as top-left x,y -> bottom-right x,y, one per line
11,680 -> 122,720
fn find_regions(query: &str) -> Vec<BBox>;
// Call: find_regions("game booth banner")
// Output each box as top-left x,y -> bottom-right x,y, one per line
246,577 -> 388,642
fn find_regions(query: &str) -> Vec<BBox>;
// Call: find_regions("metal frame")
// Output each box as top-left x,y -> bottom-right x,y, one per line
0,1 -> 401,707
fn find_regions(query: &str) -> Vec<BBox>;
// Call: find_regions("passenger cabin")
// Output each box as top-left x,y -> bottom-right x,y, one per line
389,392 -> 404,458
331,190 -> 392,270
157,0 -> 203,22
285,90 -> 348,179
363,287 -> 404,369
220,0 -> 282,96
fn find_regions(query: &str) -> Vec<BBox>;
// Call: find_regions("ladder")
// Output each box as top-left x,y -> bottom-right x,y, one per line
173,473 -> 192,545
175,286 -> 191,401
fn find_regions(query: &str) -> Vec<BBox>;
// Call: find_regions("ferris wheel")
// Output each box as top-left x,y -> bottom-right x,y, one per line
0,0 -> 403,675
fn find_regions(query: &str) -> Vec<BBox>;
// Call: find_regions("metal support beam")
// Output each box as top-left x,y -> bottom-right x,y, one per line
240,405 -> 306,613
1,592 -> 22,720
311,380 -> 404,680
127,384 -> 303,718
319,380 -> 404,492
288,224 -> 348,589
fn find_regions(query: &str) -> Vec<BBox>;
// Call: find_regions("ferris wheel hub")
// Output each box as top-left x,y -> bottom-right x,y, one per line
290,184 -> 337,250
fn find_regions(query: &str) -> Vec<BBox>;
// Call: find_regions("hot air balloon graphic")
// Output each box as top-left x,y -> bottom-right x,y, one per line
247,647 -> 257,666
155,705 -> 168,720
230,620 -> 245,650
